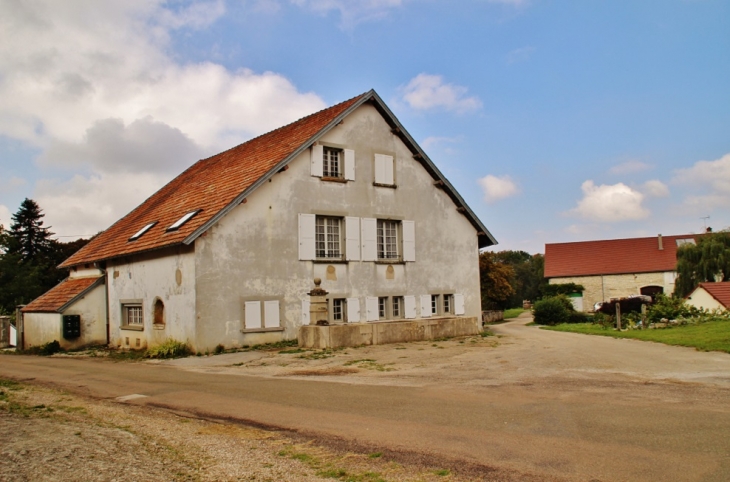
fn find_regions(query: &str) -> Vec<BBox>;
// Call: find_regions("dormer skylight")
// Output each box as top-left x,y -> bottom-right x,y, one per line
129,222 -> 157,241
167,210 -> 201,232
676,238 -> 696,247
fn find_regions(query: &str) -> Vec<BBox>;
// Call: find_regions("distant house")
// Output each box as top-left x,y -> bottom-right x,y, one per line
685,282 -> 730,311
544,234 -> 697,312
22,90 -> 495,352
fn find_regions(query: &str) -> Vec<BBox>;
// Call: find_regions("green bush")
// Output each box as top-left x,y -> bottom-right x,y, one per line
568,311 -> 590,324
146,339 -> 191,359
647,294 -> 696,323
40,340 -> 61,356
533,295 -> 573,325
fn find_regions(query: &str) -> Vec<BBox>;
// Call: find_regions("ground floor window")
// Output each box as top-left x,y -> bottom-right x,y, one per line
392,296 -> 403,318
333,298 -> 346,322
122,302 -> 143,328
378,297 -> 387,319
443,294 -> 453,314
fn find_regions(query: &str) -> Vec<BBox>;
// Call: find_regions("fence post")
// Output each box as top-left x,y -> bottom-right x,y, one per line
615,302 -> 621,330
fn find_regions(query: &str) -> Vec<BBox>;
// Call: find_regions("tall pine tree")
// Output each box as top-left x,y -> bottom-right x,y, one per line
8,198 -> 53,261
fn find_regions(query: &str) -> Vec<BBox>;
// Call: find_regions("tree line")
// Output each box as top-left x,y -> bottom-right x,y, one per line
0,199 -> 89,315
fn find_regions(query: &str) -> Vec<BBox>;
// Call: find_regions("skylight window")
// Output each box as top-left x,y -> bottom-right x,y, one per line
129,222 -> 157,241
167,210 -> 200,232
676,238 -> 696,247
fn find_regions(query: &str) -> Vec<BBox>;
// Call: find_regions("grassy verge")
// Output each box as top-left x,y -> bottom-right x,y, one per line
503,308 -> 526,319
542,321 -> 730,353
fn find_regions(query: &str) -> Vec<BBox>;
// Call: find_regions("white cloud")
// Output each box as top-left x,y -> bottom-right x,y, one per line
0,204 -> 10,230
642,180 -> 669,198
0,0 -> 327,236
478,175 -> 519,204
0,176 -> 27,192
671,153 -> 730,214
290,0 -> 404,28
609,160 -> 652,175
569,180 -> 649,222
506,46 -> 534,64
401,74 -> 482,114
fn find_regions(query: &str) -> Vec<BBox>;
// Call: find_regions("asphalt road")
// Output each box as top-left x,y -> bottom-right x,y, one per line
2,314 -> 729,481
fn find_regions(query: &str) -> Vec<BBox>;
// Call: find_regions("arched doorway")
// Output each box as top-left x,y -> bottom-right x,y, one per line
640,285 -> 663,301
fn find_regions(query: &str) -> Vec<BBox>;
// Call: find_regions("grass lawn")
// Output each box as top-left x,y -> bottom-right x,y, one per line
504,308 -> 526,319
542,321 -> 730,354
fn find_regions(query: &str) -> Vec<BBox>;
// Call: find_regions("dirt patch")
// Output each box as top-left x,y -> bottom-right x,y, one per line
0,378 -> 516,481
282,367 -> 360,376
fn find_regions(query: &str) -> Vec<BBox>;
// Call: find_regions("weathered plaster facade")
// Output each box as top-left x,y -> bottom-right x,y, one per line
686,287 -> 726,311
193,104 -> 481,351
107,246 -> 196,350
23,281 -> 107,350
550,272 -> 675,312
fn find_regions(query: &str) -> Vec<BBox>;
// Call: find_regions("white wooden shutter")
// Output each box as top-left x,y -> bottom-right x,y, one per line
454,294 -> 465,315
298,213 -> 315,260
346,297 -> 361,323
404,295 -> 417,319
402,220 -> 415,262
420,295 -> 431,318
384,155 -> 394,185
344,149 -> 355,180
301,300 -> 310,325
264,300 -> 280,328
311,144 -> 323,177
345,216 -> 361,261
245,301 -> 262,329
361,218 -> 377,261
374,154 -> 386,184
366,297 -> 379,322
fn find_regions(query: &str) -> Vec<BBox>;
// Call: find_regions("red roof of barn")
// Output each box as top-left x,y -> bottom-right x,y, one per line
59,90 -> 496,269
544,234 -> 698,278
696,282 -> 730,308
21,277 -> 104,313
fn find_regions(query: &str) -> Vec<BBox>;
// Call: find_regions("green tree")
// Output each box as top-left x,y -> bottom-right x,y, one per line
492,251 -> 546,308
479,251 -> 515,310
0,199 -> 90,313
674,231 -> 730,298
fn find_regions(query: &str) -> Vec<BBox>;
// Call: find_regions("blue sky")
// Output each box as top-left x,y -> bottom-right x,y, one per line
1,0 -> 728,254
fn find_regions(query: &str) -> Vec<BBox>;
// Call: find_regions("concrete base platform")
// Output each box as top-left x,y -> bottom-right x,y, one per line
298,316 -> 481,349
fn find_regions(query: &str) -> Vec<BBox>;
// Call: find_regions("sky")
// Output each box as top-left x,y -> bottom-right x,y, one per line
0,0 -> 728,254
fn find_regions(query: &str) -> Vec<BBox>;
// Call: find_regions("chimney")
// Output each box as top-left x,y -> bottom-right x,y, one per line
658,234 -> 663,250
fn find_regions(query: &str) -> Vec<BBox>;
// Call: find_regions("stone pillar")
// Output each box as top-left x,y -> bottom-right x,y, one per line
308,278 -> 329,326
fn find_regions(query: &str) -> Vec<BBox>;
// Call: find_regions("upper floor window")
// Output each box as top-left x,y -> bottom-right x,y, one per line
316,216 -> 342,259
323,147 -> 342,178
377,219 -> 399,260
311,145 -> 355,181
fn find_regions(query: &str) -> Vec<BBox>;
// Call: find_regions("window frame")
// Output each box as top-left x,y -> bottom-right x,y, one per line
332,298 -> 346,323
121,300 -> 144,331
378,297 -> 387,320
392,296 -> 403,319
323,146 -> 343,179
431,294 -> 439,316
315,216 -> 343,260
443,294 -> 454,315
377,219 -> 400,261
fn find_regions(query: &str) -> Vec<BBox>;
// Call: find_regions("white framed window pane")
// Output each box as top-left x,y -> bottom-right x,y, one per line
377,220 -> 399,259
323,147 -> 341,177
316,216 -> 341,259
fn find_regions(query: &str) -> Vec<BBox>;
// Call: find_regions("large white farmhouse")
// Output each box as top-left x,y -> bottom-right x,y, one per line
21,90 -> 496,352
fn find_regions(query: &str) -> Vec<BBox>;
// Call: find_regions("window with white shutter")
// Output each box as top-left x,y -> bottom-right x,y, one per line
420,295 -> 431,318
298,214 -> 316,260
311,144 -> 323,177
454,294 -> 465,315
344,149 -> 355,180
346,297 -> 361,323
345,216 -> 361,261
404,295 -> 417,319
374,154 -> 394,185
402,220 -> 415,262
365,297 -> 379,322
361,218 -> 377,261
264,300 -> 280,328
244,301 -> 262,330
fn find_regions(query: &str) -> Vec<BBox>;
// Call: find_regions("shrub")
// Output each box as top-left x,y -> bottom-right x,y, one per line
146,339 -> 191,359
40,340 -> 61,356
568,311 -> 590,324
647,294 -> 695,323
533,295 -> 573,325
214,344 -> 225,355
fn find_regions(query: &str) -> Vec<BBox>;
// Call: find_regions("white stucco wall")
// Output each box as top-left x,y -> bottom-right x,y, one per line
107,246 -> 196,350
23,282 -> 107,350
686,288 -> 725,311
194,103 -> 482,350
22,312 -> 61,349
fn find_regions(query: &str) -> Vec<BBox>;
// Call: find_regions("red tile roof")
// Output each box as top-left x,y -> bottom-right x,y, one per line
697,282 -> 730,309
544,234 -> 698,278
60,92 -> 369,268
22,277 -> 103,313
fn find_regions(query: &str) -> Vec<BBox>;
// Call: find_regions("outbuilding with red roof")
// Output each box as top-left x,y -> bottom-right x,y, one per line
686,282 -> 730,311
544,234 -> 697,311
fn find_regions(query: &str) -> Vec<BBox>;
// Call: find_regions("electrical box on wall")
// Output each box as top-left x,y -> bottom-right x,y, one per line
62,315 -> 81,339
